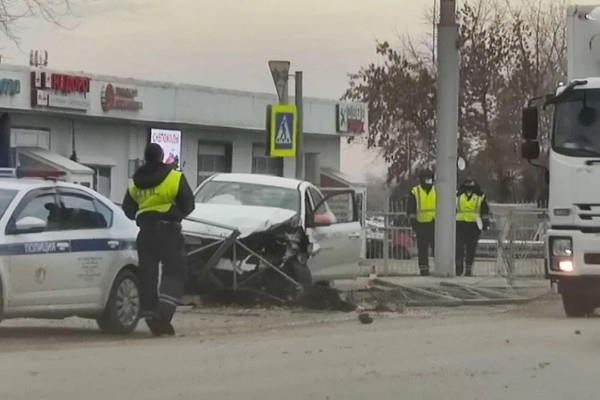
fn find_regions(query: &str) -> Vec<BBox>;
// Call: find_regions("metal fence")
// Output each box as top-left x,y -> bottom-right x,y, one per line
361,199 -> 548,280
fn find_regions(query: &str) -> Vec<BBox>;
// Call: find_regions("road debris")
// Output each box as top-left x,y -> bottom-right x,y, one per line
358,313 -> 374,324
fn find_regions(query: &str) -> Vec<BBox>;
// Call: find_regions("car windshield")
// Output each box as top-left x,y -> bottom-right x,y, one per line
553,89 -> 600,157
195,180 -> 300,213
0,189 -> 17,220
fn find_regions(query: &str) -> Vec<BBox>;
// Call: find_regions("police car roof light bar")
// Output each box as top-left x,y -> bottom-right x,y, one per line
0,167 -> 66,180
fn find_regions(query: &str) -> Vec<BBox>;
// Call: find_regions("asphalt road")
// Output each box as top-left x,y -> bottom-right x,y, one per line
1,297 -> 598,400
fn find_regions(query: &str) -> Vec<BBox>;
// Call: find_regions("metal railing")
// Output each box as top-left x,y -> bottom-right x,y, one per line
361,199 -> 548,280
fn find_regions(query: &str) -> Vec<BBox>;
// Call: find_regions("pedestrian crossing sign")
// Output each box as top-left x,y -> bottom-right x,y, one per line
267,104 -> 297,158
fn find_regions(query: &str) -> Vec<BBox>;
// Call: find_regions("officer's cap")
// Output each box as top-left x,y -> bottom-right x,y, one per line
144,143 -> 164,164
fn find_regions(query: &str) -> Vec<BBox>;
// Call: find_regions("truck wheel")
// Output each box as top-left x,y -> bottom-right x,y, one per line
96,270 -> 141,334
562,292 -> 594,318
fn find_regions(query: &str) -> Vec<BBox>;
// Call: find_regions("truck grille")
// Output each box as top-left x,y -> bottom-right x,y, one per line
575,204 -> 600,223
584,253 -> 600,265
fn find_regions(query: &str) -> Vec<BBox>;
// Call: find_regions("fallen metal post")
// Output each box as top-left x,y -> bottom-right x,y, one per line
185,215 -> 240,232
196,229 -> 241,283
235,241 -> 303,290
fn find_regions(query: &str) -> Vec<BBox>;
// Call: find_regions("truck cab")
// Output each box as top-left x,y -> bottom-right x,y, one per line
522,5 -> 600,316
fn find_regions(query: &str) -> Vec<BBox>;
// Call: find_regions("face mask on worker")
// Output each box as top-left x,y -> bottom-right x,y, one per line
465,184 -> 475,195
421,178 -> 433,189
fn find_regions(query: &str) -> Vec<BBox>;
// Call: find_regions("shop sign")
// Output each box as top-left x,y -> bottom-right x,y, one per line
101,83 -> 143,111
30,71 -> 91,111
336,103 -> 367,135
0,79 -> 20,95
149,128 -> 181,169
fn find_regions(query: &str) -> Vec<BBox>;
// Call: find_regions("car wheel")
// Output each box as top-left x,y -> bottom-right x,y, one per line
290,259 -> 312,287
97,270 -> 141,334
562,292 -> 594,318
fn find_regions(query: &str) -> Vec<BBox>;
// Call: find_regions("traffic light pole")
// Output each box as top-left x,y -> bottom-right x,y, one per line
433,0 -> 459,277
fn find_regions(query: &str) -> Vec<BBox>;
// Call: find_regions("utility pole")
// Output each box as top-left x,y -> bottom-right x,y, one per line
295,71 -> 304,180
433,0 -> 459,277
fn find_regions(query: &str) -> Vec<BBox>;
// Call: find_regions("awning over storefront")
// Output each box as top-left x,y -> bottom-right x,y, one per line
17,147 -> 94,187
320,167 -> 366,190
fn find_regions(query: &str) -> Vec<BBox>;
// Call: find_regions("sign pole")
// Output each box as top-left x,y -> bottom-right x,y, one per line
295,71 -> 304,180
433,0 -> 459,277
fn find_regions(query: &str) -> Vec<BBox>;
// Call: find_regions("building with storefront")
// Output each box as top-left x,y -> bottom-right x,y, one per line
0,64 -> 367,203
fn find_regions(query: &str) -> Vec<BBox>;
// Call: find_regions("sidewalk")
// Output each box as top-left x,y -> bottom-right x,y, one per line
335,275 -> 549,291
334,275 -> 551,309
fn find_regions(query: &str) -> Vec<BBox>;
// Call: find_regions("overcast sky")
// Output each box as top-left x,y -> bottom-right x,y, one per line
4,0 -> 599,181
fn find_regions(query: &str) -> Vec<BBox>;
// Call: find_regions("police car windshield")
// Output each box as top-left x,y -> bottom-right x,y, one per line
195,181 -> 300,213
0,189 -> 17,219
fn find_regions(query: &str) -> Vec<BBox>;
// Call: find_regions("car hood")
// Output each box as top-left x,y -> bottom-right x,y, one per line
182,203 -> 299,239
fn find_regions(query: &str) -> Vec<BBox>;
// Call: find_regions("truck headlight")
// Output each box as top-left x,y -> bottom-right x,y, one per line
558,260 -> 574,272
552,238 -> 573,257
549,237 -> 574,273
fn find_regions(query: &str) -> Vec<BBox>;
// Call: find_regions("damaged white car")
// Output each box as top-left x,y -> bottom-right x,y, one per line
181,173 -> 362,301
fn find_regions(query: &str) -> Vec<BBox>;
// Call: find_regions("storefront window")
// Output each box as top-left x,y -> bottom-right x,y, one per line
86,166 -> 111,198
197,142 -> 232,185
252,143 -> 283,177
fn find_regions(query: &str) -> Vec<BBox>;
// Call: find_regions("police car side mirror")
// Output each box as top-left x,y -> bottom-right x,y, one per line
13,217 -> 47,234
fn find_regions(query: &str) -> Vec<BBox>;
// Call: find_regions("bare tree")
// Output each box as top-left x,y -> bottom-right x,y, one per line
0,0 -> 77,45
345,0 -> 566,202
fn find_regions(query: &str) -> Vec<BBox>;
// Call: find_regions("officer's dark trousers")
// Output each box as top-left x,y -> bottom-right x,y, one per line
137,221 -> 187,322
416,222 -> 435,271
456,221 -> 481,275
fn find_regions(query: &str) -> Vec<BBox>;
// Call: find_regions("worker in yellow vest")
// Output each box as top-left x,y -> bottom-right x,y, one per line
455,177 -> 491,277
122,143 -> 195,336
407,170 -> 436,276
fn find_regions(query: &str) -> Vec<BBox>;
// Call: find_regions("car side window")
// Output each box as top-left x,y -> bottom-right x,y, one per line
93,198 -> 114,228
58,192 -> 109,230
308,186 -> 338,224
304,190 -> 314,222
11,192 -> 61,233
308,187 -> 324,208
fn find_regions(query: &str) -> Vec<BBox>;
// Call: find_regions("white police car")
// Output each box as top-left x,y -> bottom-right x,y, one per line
0,169 -> 141,334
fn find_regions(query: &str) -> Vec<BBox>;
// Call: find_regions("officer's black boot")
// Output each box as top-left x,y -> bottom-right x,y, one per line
145,309 -> 175,337
465,266 -> 473,277
456,262 -> 464,277
419,266 -> 430,277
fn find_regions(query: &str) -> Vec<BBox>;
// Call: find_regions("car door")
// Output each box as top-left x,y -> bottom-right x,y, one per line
4,187 -> 73,308
53,188 -> 118,306
305,185 -> 361,282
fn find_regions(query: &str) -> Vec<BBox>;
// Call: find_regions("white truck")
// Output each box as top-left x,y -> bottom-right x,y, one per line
522,5 -> 600,317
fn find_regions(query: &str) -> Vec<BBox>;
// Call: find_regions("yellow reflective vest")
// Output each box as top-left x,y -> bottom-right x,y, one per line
128,169 -> 182,219
411,185 -> 436,223
456,193 -> 484,223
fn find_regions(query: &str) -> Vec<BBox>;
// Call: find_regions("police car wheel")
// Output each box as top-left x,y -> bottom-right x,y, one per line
96,270 -> 141,335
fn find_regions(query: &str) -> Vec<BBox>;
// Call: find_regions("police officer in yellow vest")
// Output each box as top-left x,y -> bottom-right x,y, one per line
407,170 -> 436,276
123,143 -> 195,336
455,177 -> 490,277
